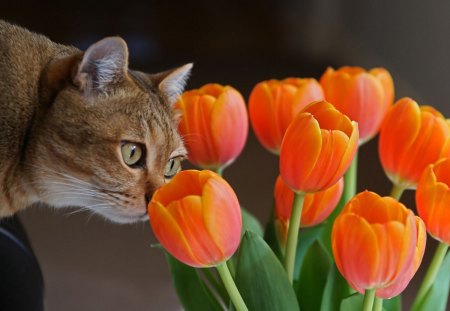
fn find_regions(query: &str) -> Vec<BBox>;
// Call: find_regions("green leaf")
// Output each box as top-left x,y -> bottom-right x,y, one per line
412,250 -> 450,311
235,231 -> 300,311
320,193 -> 346,256
241,207 -> 263,237
383,295 -> 402,311
339,293 -> 364,311
296,241 -> 331,311
321,264 -> 352,311
263,213 -> 284,262
294,225 -> 325,280
165,253 -> 223,311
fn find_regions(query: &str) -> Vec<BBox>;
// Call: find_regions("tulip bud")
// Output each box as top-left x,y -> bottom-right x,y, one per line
149,170 -> 242,267
249,78 -> 324,154
279,100 -> 358,193
320,66 -> 394,144
175,84 -> 248,171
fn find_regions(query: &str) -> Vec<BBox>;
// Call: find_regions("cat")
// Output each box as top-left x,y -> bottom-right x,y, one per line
0,20 -> 192,223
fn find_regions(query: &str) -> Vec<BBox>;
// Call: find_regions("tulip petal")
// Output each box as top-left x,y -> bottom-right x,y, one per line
305,129 -> 349,191
249,82 -> 280,152
149,201 -> 201,267
399,112 -> 449,185
211,87 -> 248,167
377,217 -> 426,298
332,213 -> 380,293
379,98 -> 421,186
153,170 -> 203,206
371,222 -> 406,287
280,113 -> 322,193
348,73 -> 385,141
167,196 -> 224,266
202,177 -> 242,260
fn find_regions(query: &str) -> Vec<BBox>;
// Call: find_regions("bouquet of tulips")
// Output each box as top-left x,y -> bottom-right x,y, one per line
148,67 -> 450,311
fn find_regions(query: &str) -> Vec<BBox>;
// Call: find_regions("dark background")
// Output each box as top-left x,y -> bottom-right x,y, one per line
2,1 -> 450,310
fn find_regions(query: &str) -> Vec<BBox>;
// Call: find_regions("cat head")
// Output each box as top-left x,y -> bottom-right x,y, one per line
28,37 -> 192,223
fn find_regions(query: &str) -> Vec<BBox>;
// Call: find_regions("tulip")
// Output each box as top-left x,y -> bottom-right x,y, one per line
279,100 -> 359,194
274,176 -> 343,246
175,83 -> 248,171
320,66 -> 394,144
332,191 -> 426,299
416,158 -> 450,244
148,169 -> 242,267
248,78 -> 324,154
379,98 -> 450,190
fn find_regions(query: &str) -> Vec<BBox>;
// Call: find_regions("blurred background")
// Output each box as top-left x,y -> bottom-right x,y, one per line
2,0 -> 450,310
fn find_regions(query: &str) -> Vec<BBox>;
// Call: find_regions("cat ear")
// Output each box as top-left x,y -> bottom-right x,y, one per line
156,63 -> 193,105
74,37 -> 129,95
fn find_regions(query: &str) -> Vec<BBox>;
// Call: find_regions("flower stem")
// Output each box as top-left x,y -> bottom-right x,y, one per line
363,288 -> 376,311
283,192 -> 305,284
373,297 -> 383,311
343,150 -> 358,203
389,184 -> 406,201
216,261 -> 248,311
216,167 -> 224,177
412,242 -> 449,309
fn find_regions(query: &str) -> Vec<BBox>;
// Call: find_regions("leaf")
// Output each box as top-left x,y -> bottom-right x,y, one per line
296,241 -> 331,311
263,213 -> 284,262
165,253 -> 223,311
383,295 -> 402,311
411,250 -> 450,311
320,193 -> 347,256
339,293 -> 364,311
321,263 -> 352,311
294,224 -> 325,280
339,293 -> 401,311
241,207 -> 263,237
235,231 -> 300,311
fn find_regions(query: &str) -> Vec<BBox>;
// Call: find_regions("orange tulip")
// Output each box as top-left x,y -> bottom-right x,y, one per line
416,158 -> 450,244
379,98 -> 450,189
279,100 -> 358,193
248,78 -> 324,153
148,170 -> 242,267
320,66 -> 394,144
332,191 -> 426,298
175,83 -> 248,170
274,176 -> 343,246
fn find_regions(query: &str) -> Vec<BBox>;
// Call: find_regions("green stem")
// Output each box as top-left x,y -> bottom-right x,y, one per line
215,167 -> 224,177
389,184 -> 406,201
216,261 -> 248,311
362,288 -> 376,311
343,150 -> 358,203
373,297 -> 383,311
412,242 -> 449,309
283,193 -> 305,284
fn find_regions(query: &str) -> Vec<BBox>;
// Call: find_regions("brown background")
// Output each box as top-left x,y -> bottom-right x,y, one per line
2,0 -> 450,310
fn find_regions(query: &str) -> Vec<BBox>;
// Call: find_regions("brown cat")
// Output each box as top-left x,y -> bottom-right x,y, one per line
0,20 -> 191,223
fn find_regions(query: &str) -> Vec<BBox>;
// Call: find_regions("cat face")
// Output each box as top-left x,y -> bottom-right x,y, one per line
27,37 -> 191,223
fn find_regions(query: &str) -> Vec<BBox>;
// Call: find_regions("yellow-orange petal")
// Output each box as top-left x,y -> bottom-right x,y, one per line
332,213 -> 380,293
149,200 -> 201,267
279,113 -> 322,192
377,217 -> 426,298
167,196 -> 224,266
210,86 -> 248,167
202,176 -> 242,261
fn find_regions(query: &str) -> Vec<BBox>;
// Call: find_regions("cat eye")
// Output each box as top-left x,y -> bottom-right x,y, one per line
121,142 -> 145,167
164,157 -> 182,179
